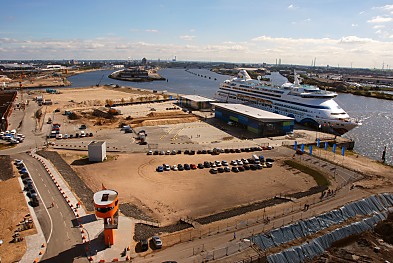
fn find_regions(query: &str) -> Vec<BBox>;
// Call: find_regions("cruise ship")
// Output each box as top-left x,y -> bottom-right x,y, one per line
214,70 -> 361,135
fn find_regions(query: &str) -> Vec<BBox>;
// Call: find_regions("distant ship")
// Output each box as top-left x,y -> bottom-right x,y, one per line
214,70 -> 361,135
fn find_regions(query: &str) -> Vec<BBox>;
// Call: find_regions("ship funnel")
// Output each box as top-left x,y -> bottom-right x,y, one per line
238,69 -> 252,81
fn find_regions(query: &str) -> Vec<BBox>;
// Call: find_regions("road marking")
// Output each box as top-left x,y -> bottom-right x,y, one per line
41,177 -> 44,182
48,189 -> 50,194
24,163 -> 53,243
67,232 -> 69,239
43,183 -> 46,187
63,221 -> 66,227
60,211 -> 63,217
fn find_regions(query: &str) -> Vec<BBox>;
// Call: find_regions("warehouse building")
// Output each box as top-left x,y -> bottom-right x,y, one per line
88,141 -> 107,162
0,91 -> 17,132
212,103 -> 294,137
179,95 -> 215,110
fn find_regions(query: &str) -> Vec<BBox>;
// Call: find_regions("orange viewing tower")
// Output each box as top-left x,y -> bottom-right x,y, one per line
93,189 -> 119,246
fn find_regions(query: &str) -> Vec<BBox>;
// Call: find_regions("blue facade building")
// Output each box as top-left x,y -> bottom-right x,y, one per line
212,103 -> 294,137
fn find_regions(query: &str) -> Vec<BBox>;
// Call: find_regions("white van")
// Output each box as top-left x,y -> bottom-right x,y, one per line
252,154 -> 260,164
56,134 -> 63,139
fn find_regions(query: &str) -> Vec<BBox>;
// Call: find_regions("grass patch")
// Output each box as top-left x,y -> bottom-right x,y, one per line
284,159 -> 330,186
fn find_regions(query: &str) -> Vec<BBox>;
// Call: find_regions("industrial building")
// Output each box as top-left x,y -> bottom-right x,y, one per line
212,103 -> 294,137
179,95 -> 215,110
0,91 -> 17,131
88,141 -> 107,162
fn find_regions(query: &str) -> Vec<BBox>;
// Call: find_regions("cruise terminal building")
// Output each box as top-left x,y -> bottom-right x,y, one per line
212,103 -> 294,137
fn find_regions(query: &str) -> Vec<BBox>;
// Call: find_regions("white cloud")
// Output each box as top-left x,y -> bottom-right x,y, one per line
145,29 -> 159,33
2,35 -> 393,68
288,4 -> 298,10
374,4 -> 393,11
179,35 -> 196,41
339,36 -> 375,44
351,23 -> 358,27
373,25 -> 385,29
359,11 -> 365,15
367,16 -> 393,23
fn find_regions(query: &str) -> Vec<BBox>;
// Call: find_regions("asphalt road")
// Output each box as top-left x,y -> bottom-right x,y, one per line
17,152 -> 87,263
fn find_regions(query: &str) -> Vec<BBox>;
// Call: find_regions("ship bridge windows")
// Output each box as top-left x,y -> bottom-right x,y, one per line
330,112 -> 346,115
220,87 -> 331,110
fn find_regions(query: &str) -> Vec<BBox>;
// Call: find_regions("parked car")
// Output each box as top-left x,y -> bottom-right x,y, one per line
209,168 -> 218,174
177,164 -> 184,171
139,239 -> 149,252
172,165 -> 178,171
197,163 -> 204,169
238,166 -> 245,172
22,178 -> 32,185
147,150 -> 153,155
163,164 -> 171,171
151,236 -> 162,249
203,161 -> 211,168
217,167 -> 224,173
231,167 -> 239,173
156,166 -> 164,172
190,164 -> 197,170
184,164 -> 191,170
224,166 -> 231,172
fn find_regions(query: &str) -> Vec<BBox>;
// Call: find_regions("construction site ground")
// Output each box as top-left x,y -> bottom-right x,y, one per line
0,176 -> 36,263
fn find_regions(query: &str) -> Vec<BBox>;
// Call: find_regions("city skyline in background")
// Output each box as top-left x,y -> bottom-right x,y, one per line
1,0 -> 393,68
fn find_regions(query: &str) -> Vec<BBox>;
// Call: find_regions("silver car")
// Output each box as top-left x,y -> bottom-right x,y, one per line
151,236 -> 162,248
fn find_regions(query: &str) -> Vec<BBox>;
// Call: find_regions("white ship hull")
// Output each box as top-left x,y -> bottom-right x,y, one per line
214,70 -> 361,135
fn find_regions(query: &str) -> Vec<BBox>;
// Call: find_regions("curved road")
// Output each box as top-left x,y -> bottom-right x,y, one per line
3,93 -> 87,262
16,153 -> 87,262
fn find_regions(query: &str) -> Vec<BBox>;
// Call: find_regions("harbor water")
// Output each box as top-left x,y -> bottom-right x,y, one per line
67,68 -> 392,165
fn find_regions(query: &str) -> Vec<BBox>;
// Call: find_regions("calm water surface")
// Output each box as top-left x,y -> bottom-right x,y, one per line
68,68 -> 392,165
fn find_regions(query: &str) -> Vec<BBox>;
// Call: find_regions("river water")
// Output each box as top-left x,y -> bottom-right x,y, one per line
67,68 -> 392,165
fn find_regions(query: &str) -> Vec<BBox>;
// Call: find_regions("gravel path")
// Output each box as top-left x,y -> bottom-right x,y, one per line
119,203 -> 155,222
37,150 -> 95,212
195,185 -> 328,225
134,222 -> 192,241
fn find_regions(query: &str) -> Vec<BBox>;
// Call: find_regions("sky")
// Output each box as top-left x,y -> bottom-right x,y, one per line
1,0 -> 393,68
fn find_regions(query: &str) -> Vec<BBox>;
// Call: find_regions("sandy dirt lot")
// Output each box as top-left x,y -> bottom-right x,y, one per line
34,86 -> 150,112
60,151 -> 316,226
0,177 -> 36,263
